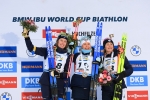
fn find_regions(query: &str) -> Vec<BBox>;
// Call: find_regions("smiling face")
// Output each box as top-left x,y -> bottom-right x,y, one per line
105,42 -> 114,54
57,38 -> 67,49
82,41 -> 91,50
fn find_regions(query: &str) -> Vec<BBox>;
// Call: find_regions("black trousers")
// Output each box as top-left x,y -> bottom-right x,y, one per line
102,91 -> 122,100
72,87 -> 97,100
72,87 -> 90,99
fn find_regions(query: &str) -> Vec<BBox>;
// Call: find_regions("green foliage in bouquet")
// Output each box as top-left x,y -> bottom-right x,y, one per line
67,33 -> 78,48
20,20 -> 38,33
60,32 -> 78,53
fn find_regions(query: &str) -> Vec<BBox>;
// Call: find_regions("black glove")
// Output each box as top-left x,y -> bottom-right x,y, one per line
54,71 -> 60,77
93,56 -> 102,65
54,71 -> 68,78
113,71 -> 126,84
92,61 -> 100,65
68,42 -> 74,50
69,45 -> 74,50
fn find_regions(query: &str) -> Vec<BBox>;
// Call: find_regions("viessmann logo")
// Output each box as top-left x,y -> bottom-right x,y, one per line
0,77 -> 17,88
22,92 -> 42,100
42,29 -> 66,38
127,91 -> 148,100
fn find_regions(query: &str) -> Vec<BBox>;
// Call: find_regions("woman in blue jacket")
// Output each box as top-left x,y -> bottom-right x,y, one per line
96,38 -> 133,100
22,28 -> 71,100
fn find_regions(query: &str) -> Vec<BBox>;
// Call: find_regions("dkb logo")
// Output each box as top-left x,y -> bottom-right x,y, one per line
0,62 -> 17,72
21,77 -> 40,88
126,75 -> 148,86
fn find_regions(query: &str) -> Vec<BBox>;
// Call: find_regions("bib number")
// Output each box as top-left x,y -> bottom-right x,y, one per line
78,62 -> 89,71
56,63 -> 62,69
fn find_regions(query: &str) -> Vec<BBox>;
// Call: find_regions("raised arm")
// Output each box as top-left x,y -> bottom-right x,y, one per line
24,36 -> 47,58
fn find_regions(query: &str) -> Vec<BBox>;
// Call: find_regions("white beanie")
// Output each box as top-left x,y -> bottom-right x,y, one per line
80,36 -> 91,46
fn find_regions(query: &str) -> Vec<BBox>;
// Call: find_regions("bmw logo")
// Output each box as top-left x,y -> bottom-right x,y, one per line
130,45 -> 141,56
26,50 -> 36,57
0,92 -> 12,100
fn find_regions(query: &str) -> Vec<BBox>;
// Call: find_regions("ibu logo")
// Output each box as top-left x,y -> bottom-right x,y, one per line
0,62 -> 17,72
21,77 -> 40,88
126,75 -> 148,86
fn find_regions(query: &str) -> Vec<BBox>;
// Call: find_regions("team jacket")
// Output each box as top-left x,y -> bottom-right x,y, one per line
71,52 -> 93,88
24,37 -> 71,98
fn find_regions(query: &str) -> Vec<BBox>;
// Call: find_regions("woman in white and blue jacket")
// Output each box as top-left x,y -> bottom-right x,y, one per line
71,36 -> 95,100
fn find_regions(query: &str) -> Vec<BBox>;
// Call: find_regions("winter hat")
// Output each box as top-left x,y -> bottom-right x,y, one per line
103,38 -> 114,48
56,34 -> 68,41
80,35 -> 91,46
55,34 -> 69,50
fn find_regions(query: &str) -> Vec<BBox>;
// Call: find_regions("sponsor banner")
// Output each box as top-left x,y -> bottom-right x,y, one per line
0,77 -> 17,88
126,75 -> 148,86
130,45 -> 141,56
22,92 -> 42,100
21,77 -> 40,88
21,61 -> 43,72
0,61 -> 17,72
127,90 -> 148,100
12,16 -> 128,22
129,60 -> 147,71
0,46 -> 17,57
42,29 -> 66,38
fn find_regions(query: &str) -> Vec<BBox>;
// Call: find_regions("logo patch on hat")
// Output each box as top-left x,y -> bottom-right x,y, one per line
108,39 -> 111,41
84,38 -> 88,41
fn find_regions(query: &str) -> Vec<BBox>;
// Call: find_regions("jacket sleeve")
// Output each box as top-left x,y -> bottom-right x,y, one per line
73,53 -> 80,64
124,56 -> 133,77
25,37 -> 47,58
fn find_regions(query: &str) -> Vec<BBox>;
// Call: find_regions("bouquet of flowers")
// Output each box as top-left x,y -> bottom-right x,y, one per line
73,17 -> 82,27
98,67 -> 113,86
20,19 -> 38,36
72,17 -> 82,40
97,43 -> 125,86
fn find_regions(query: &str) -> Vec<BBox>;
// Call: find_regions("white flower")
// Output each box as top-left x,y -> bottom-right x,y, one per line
99,73 -> 104,79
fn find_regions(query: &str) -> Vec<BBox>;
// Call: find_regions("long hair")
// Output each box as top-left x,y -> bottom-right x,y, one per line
103,38 -> 115,55
55,40 -> 68,50
103,38 -> 110,55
